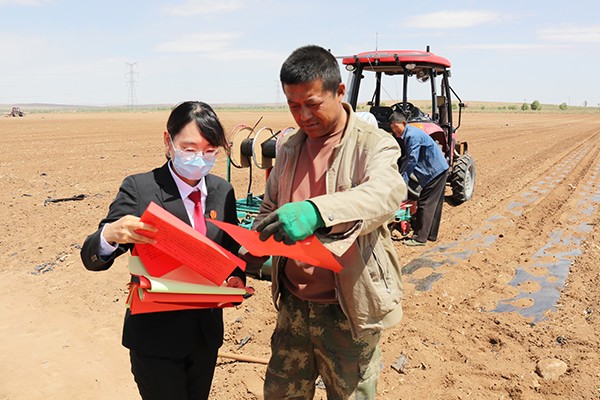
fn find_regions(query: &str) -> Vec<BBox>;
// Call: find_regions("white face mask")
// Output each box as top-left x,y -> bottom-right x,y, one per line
169,135 -> 218,180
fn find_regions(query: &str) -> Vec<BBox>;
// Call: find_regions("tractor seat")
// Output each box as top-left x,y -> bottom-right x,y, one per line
407,106 -> 432,123
369,106 -> 394,132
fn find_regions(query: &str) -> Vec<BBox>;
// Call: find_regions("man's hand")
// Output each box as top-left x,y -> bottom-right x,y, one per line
238,246 -> 270,266
238,246 -> 270,278
255,201 -> 324,244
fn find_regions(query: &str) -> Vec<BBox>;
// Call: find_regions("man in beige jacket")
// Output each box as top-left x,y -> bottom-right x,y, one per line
251,45 -> 407,399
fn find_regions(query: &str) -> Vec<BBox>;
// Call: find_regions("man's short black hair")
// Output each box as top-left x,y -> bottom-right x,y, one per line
280,45 -> 341,93
389,112 -> 407,124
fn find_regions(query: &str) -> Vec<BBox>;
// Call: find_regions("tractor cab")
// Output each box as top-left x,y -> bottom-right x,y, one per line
340,48 -> 475,204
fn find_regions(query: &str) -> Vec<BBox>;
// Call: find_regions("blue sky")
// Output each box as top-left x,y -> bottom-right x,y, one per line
1,0 -> 599,106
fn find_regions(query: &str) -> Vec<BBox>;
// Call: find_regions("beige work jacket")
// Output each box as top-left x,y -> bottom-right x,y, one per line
254,103 -> 407,338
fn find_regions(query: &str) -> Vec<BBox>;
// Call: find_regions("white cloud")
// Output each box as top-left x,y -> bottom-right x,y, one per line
0,0 -> 50,5
206,49 -> 283,61
456,43 -> 557,50
404,10 -> 502,29
163,0 -> 244,16
153,32 -> 241,52
0,34 -> 46,53
538,25 -> 600,44
152,32 -> 282,61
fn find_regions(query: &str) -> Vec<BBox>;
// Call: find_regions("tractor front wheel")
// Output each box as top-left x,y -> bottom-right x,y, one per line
450,154 -> 475,204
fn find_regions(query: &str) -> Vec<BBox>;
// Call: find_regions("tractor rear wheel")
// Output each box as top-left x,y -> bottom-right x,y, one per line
450,154 -> 475,204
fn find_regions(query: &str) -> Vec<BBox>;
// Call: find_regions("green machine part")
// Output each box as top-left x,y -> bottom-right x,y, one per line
235,195 -> 272,280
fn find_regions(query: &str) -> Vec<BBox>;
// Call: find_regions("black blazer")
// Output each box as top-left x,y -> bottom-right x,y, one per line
81,162 -> 242,358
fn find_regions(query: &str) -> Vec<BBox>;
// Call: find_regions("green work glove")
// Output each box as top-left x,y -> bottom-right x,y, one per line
256,201 -> 324,244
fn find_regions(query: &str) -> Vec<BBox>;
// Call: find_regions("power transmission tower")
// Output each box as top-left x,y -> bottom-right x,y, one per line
126,62 -> 138,109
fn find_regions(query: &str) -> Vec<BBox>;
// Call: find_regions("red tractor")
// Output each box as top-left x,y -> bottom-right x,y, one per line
340,47 -> 476,235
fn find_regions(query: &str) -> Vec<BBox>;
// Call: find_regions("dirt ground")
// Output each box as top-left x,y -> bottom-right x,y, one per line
1,110 -> 599,400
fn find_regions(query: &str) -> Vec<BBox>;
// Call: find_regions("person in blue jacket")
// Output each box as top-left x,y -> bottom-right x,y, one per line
389,112 -> 449,246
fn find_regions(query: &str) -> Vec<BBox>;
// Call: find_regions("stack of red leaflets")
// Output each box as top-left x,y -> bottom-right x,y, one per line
126,255 -> 250,315
126,202 -> 249,315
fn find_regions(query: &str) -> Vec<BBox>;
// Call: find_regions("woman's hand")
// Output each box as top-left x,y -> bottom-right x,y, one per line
224,276 -> 244,288
102,215 -> 158,245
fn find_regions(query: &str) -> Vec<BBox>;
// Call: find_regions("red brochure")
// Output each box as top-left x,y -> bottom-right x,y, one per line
134,202 -> 245,284
208,219 -> 343,272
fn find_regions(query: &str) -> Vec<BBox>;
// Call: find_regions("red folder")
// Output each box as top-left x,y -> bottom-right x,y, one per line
139,288 -> 244,304
135,201 -> 245,284
127,286 -> 236,315
126,255 -> 250,315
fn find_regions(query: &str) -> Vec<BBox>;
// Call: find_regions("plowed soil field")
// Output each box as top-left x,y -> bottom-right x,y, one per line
1,110 -> 599,399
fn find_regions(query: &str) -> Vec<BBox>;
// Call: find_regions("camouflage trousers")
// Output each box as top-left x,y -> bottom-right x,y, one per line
264,289 -> 382,400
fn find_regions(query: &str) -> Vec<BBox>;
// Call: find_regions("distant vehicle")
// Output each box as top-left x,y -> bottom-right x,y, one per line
8,106 -> 25,117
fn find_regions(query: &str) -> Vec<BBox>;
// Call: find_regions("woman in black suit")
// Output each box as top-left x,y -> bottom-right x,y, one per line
81,101 -> 244,400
